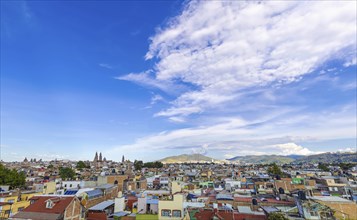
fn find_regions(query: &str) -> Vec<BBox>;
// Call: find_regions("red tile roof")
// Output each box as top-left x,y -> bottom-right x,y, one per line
234,197 -> 253,202
88,211 -> 107,220
234,197 -> 294,205
23,196 -> 74,214
194,210 -> 267,220
127,196 -> 138,210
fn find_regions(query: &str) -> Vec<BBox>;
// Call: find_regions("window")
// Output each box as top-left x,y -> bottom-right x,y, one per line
7,199 -> 14,203
64,184 -> 67,187
310,211 -> 318,216
334,187 -> 338,191
18,207 -> 24,212
4,210 -> 11,216
161,209 -> 171,217
46,200 -> 54,209
70,184 -> 72,187
172,210 -> 181,217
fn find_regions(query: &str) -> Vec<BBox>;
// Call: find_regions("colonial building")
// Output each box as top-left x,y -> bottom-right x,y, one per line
92,152 -> 107,169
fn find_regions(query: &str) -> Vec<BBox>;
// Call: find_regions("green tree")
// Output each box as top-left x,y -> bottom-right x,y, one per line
47,164 -> 54,169
134,160 -> 143,171
268,212 -> 289,220
76,161 -> 89,169
0,164 -> 26,189
154,161 -> 163,168
318,163 -> 330,172
339,163 -> 354,171
59,167 -> 75,180
267,163 -> 283,176
143,161 -> 163,168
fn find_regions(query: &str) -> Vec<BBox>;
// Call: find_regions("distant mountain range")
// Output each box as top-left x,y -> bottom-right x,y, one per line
159,154 -> 216,163
158,152 -> 356,164
228,152 -> 356,164
227,155 -> 297,164
294,152 -> 357,164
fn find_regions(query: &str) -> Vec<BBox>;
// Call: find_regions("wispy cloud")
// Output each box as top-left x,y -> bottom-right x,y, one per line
99,63 -> 113,69
150,94 -> 164,105
337,147 -> 356,153
116,71 -> 187,95
108,104 -> 356,159
1,146 -> 70,162
112,0 -> 356,159
120,1 -> 356,119
130,29 -> 141,36
144,94 -> 165,109
22,1 -> 33,22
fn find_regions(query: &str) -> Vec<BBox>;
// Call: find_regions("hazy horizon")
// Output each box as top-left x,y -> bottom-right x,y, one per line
2,148 -> 357,163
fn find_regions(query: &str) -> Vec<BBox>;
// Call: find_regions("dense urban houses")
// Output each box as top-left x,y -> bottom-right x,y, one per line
0,152 -> 356,220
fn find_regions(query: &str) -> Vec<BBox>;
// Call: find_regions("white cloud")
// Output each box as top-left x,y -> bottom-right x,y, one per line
108,105 -> 356,159
337,147 -> 356,153
224,154 -> 235,159
273,143 -> 323,156
191,144 -> 209,155
168,116 -> 186,123
120,1 -> 356,118
144,94 -> 166,109
150,94 -> 164,105
344,57 -> 357,67
35,153 -> 70,161
116,71 -> 185,95
20,1 -> 34,24
99,63 -> 113,69
1,150 -> 70,162
111,1 -> 356,159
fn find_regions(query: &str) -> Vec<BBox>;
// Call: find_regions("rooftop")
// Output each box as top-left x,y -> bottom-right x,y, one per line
308,196 -> 354,203
88,200 -> 114,211
12,196 -> 75,219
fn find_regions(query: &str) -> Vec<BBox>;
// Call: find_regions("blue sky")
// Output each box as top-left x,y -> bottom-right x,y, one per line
1,1 -> 356,162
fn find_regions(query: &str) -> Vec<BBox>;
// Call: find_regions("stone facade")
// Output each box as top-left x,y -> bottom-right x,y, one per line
64,197 -> 82,220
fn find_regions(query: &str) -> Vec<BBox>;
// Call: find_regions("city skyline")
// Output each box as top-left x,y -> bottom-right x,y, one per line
1,1 -> 356,162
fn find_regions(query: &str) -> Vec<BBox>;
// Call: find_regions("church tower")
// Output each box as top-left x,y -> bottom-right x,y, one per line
99,152 -> 103,162
94,152 -> 98,162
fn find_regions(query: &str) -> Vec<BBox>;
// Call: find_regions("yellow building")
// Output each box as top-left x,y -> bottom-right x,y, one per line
171,181 -> 182,194
158,194 -> 185,220
43,182 -> 57,194
0,191 -> 41,218
0,196 -> 14,219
